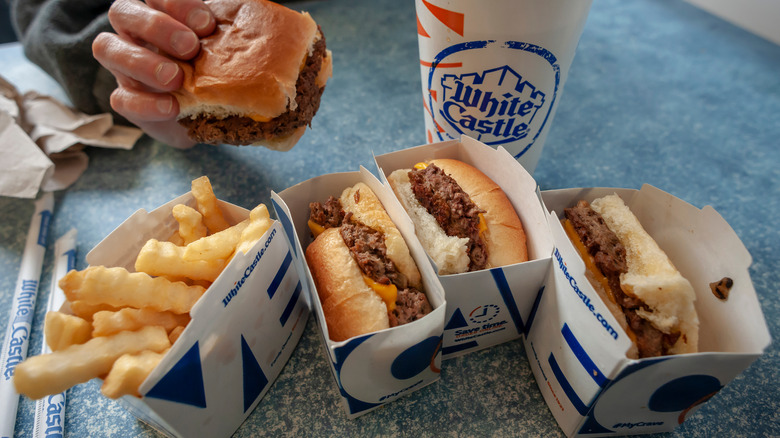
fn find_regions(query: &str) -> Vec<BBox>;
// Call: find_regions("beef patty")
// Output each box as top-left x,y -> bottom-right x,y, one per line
408,163 -> 488,271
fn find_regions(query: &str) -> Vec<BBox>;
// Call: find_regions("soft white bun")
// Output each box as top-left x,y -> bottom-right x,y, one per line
388,159 -> 528,274
316,49 -> 333,89
305,228 -> 389,342
388,169 -> 470,275
173,0 -> 320,120
591,194 -> 699,354
249,126 -> 306,151
339,182 -> 422,290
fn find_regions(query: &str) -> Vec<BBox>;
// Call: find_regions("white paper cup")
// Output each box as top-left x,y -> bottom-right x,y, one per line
415,0 -> 592,173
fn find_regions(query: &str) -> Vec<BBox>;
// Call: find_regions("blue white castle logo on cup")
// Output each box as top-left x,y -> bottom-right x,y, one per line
425,40 -> 561,160
440,66 -> 545,145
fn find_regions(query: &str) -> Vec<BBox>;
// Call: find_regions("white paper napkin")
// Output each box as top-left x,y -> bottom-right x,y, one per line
0,75 -> 143,198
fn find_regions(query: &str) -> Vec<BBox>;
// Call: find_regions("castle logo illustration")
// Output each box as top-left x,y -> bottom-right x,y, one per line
439,66 -> 546,145
424,40 -> 561,159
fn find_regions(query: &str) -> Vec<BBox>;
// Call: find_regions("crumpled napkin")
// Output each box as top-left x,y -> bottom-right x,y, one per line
0,75 -> 143,198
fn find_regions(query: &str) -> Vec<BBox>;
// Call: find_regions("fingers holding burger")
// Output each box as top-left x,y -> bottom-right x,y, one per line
172,0 -> 333,149
94,0 -> 331,149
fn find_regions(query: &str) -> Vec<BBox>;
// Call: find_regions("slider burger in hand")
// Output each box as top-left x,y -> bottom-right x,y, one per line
173,0 -> 332,149
388,159 -> 528,275
306,183 -> 433,342
562,194 -> 699,358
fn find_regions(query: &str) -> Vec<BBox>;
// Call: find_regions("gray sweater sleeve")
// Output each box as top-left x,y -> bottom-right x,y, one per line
10,0 -> 126,123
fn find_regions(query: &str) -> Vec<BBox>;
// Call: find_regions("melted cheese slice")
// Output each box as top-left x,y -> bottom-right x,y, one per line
362,275 -> 397,312
562,219 -> 614,304
307,220 -> 326,238
247,114 -> 272,122
478,213 -> 488,235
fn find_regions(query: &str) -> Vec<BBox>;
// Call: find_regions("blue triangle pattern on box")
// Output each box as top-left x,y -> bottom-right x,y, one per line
444,308 -> 468,330
271,199 -> 298,258
577,414 -> 613,435
145,343 -> 207,408
241,335 -> 269,412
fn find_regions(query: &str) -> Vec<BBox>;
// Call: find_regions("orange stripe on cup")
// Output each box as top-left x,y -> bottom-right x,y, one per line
420,60 -> 462,68
417,15 -> 430,37
422,95 -> 445,133
421,0 -> 464,36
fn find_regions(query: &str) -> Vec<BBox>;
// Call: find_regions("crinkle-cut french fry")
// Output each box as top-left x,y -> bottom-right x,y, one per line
13,326 -> 171,400
188,279 -> 212,289
191,176 -> 229,234
135,239 -> 226,282
44,311 -> 92,352
61,266 -> 205,314
160,275 -> 213,289
236,204 -> 273,255
92,308 -> 191,337
167,231 -> 185,246
69,300 -> 123,322
101,349 -> 168,399
182,219 -> 249,262
159,274 -> 187,283
172,204 -> 208,245
168,325 -> 186,344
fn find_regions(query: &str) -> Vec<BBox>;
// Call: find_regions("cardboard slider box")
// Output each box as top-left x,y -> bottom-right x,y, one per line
526,185 -> 771,437
374,136 -> 555,359
83,192 -> 308,437
271,168 -> 447,418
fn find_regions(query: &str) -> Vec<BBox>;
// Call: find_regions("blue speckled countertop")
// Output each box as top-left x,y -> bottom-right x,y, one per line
1,0 -> 778,436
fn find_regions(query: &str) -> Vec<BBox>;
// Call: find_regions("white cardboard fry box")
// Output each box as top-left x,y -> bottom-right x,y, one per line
523,185 -> 771,437
84,192 -> 308,437
374,135 -> 555,359
270,167 -> 446,418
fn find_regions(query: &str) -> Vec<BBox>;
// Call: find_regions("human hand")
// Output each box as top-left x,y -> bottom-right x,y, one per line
93,0 -> 216,149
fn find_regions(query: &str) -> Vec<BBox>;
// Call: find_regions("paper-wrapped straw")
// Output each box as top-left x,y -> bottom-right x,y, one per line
0,192 -> 54,438
32,229 -> 77,438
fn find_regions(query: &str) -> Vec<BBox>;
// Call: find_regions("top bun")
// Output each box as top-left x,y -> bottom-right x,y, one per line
339,182 -> 423,290
173,0 -> 319,120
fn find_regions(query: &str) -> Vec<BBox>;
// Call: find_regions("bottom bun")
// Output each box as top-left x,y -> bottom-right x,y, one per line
248,126 -> 307,151
306,227 -> 390,342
